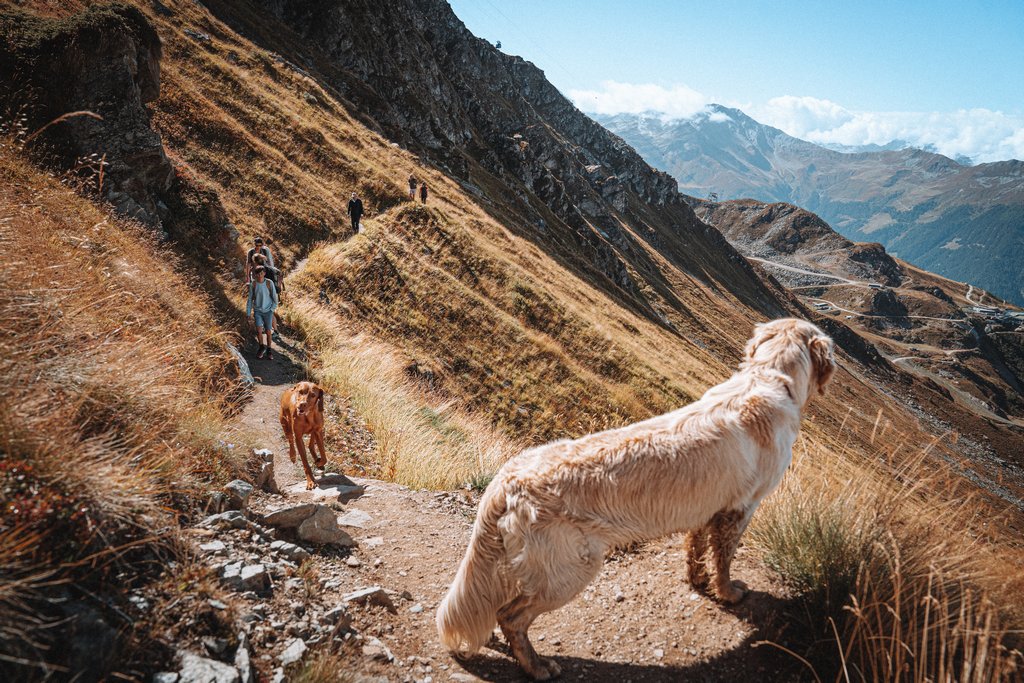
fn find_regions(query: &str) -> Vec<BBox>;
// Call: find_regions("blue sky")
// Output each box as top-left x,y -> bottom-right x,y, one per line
448,0 -> 1024,162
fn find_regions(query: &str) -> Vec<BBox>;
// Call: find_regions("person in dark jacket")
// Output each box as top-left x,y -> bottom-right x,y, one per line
419,182 -> 428,204
347,192 -> 364,233
408,173 -> 418,200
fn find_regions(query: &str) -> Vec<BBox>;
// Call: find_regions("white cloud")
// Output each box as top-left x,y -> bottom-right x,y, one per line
571,82 -> 1024,163
707,111 -> 732,123
752,96 -> 1024,163
568,80 -> 711,119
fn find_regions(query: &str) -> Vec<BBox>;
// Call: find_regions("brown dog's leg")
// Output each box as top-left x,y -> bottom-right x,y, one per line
685,526 -> 711,590
497,594 -> 561,680
709,508 -> 753,604
312,427 -> 327,469
282,414 -> 298,464
296,432 -> 318,490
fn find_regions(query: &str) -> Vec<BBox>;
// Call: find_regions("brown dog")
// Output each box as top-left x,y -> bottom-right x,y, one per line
279,381 -> 327,490
437,319 -> 836,679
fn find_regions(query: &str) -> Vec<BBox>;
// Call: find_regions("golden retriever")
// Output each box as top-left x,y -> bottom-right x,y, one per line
279,381 -> 327,490
437,318 -> 835,679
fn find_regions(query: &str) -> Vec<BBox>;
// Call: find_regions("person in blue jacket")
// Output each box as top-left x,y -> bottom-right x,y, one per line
247,265 -> 278,359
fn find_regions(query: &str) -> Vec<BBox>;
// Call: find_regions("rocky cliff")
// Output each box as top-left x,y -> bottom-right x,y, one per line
201,0 -> 784,320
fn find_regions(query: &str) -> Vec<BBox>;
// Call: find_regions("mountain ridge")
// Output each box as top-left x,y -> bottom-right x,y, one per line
597,106 -> 1024,305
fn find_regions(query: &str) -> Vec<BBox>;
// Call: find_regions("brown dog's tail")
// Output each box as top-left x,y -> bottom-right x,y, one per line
436,477 -> 512,653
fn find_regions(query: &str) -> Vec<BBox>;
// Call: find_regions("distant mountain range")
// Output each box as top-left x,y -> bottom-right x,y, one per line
596,106 -> 1024,305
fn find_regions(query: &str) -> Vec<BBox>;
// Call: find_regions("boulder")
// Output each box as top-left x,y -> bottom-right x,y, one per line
269,540 -> 310,563
240,564 -> 269,591
177,651 -> 240,683
296,506 -> 354,547
227,344 -> 254,392
219,562 -> 244,590
361,637 -> 394,662
262,504 -> 316,529
337,509 -> 372,529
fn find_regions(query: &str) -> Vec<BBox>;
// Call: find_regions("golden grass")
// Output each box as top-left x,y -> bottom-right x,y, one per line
750,430 -> 1024,682
286,298 -> 517,489
0,139 -> 243,675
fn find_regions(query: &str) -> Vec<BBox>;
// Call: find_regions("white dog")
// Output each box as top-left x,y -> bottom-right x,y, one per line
437,318 -> 836,679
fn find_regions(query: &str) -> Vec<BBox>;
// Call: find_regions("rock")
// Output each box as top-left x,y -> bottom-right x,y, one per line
337,509 -> 372,529
253,449 -> 280,495
320,606 -> 351,630
343,587 -> 396,614
296,506 -> 354,546
262,504 -> 316,529
184,28 -> 212,43
240,564 -> 269,591
224,480 -> 254,511
269,540 -> 310,563
270,668 -> 286,683
363,536 -> 384,548
208,599 -> 228,610
201,511 -> 248,530
153,673 -> 179,683
278,638 -> 307,666
200,540 -> 227,554
345,556 -> 361,568
361,637 -> 394,662
203,637 -> 229,656
409,603 -> 423,614
227,343 -> 255,392
220,562 -> 244,590
178,650 -> 240,683
287,474 -> 364,503
235,632 -> 254,683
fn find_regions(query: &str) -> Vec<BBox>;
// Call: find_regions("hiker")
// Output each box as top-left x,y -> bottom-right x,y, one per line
247,265 -> 278,360
347,192 -> 363,234
407,173 -> 418,200
246,236 -> 274,282
419,182 -> 428,204
252,253 -> 284,297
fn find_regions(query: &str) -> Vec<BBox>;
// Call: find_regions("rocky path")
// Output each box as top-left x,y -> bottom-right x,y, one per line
170,321 -> 800,682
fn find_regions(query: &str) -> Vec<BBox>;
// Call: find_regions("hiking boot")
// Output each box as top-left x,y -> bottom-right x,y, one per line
266,349 -> 274,360
256,346 -> 267,359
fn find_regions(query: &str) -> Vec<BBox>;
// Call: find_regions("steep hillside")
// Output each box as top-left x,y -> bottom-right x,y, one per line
3,1 -> 1024,681
598,108 -> 1024,306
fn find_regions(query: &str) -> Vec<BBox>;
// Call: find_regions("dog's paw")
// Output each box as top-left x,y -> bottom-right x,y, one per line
687,566 -> 710,589
715,579 -> 749,604
541,657 -> 562,679
305,479 -> 317,491
315,456 -> 327,468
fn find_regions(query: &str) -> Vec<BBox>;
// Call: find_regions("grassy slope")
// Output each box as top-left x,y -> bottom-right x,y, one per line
4,0 -> 1024,679
0,139 -> 245,677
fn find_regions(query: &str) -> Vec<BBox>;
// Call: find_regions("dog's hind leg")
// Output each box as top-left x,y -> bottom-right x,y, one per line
498,519 -> 603,679
684,526 -> 711,590
312,427 -> 327,469
708,507 -> 754,604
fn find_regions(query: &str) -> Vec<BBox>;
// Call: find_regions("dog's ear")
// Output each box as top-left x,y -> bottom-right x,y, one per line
809,335 -> 835,395
744,322 -> 779,363
315,384 -> 325,410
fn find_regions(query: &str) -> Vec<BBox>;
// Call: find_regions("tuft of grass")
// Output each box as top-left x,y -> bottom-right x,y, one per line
749,435 -> 1024,682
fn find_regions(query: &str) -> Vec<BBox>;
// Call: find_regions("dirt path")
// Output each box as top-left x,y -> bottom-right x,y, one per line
225,321 -> 803,681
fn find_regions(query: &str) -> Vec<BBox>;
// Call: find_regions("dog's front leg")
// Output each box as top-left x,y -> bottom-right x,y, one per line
296,433 -> 318,490
709,507 -> 754,604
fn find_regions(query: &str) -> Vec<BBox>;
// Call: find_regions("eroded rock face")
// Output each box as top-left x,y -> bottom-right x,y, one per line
0,5 -> 173,225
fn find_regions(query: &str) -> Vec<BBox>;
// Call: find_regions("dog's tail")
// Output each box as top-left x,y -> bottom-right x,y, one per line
436,478 -> 512,653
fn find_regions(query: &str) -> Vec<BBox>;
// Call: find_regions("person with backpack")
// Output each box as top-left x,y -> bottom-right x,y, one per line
246,236 -> 274,282
247,265 -> 278,360
408,173 -> 418,200
252,253 -> 284,296
347,192 -> 363,234
419,182 -> 428,204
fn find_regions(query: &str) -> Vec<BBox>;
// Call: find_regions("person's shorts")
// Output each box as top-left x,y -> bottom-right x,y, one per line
253,310 -> 274,332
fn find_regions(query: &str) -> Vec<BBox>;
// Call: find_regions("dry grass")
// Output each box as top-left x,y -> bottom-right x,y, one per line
750,429 -> 1024,682
286,298 -> 516,489
0,139 -> 244,677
